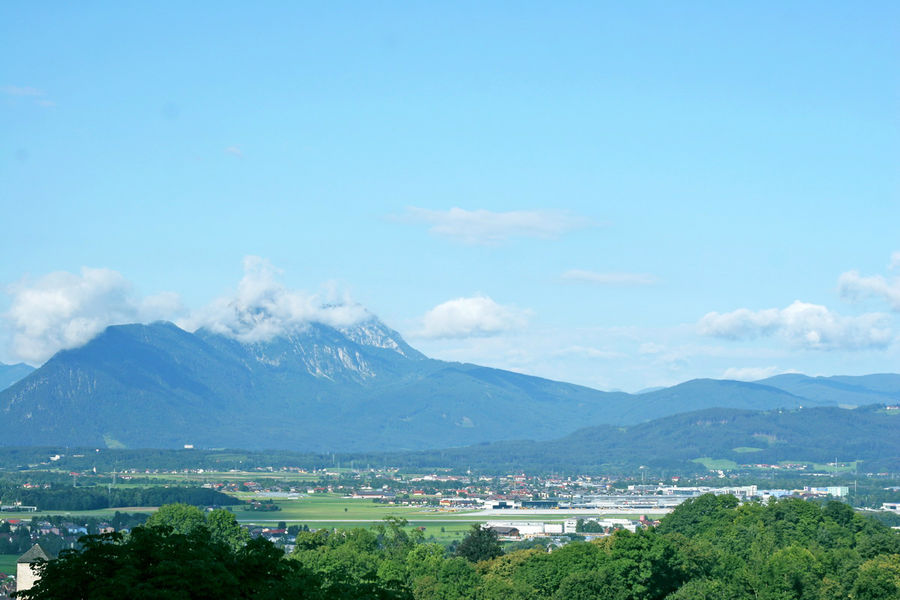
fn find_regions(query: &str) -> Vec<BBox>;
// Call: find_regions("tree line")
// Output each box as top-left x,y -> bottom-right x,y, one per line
16,494 -> 900,599
1,485 -> 236,510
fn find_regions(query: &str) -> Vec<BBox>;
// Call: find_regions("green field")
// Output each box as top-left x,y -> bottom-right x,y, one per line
0,554 -> 16,576
135,470 -> 321,484
231,494 -> 660,530
0,506 -> 157,520
731,447 -> 763,454
276,520 -> 475,544
231,494 -> 496,525
803,460 -> 860,473
691,457 -> 739,470
0,493 -> 654,543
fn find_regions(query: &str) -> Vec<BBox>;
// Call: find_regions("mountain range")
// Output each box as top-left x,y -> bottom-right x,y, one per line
1,317 -> 897,452
376,404 -> 900,473
7,403 -> 897,475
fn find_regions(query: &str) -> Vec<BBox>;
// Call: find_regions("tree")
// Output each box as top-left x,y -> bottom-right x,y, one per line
15,526 -> 322,600
144,502 -> 206,535
455,525 -> 503,563
853,554 -> 900,600
207,508 -> 251,551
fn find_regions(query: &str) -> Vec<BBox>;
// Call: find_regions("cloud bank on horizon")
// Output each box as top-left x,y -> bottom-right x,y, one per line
697,300 -> 892,350
2,251 -> 898,392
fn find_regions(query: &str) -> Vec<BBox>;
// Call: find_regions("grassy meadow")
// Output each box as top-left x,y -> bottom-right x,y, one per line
0,554 -> 16,576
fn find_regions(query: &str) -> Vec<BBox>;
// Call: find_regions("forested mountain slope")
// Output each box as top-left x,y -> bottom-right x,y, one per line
1,318 -> 894,452
380,404 -> 900,472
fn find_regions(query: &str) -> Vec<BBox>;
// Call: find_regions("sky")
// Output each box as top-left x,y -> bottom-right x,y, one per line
1,2 -> 898,391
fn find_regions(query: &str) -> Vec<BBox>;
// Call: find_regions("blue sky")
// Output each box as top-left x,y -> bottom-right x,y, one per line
2,2 -> 898,391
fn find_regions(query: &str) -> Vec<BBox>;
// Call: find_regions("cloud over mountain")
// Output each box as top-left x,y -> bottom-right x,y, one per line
416,295 -> 531,339
181,256 -> 368,343
698,301 -> 892,350
401,207 -> 589,245
3,267 -> 182,364
1,257 -> 371,363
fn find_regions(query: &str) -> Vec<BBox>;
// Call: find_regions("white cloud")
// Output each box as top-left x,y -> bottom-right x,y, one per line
890,252 -> 900,271
721,366 -> 789,381
2,85 -> 54,108
414,295 -> 531,339
1,85 -> 45,97
401,207 -> 589,245
561,269 -> 657,285
224,145 -> 244,158
3,268 -> 182,364
182,256 -> 368,342
698,301 -> 892,350
2,258 -> 372,362
838,270 -> 900,311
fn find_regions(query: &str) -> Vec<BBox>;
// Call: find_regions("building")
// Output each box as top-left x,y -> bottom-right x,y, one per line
804,486 -> 849,498
882,502 -> 900,514
488,526 -> 520,538
521,500 -> 559,509
16,543 -> 51,594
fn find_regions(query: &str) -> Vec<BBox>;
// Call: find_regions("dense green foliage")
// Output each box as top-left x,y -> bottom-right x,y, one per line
454,525 -> 503,563
16,527 -> 320,600
145,503 -> 251,550
17,496 -> 900,599
0,484 -> 237,510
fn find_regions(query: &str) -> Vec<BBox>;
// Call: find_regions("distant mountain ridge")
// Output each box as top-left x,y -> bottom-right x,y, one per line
0,362 -> 34,391
375,404 -> 900,473
757,373 -> 900,406
0,318 -> 897,452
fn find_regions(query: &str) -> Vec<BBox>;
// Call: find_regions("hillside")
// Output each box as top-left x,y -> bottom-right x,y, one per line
0,320 -> 627,451
379,404 -> 900,473
758,373 -> 900,406
1,317 -> 896,453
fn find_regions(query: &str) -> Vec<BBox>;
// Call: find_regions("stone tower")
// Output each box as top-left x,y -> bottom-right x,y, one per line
16,543 -> 50,594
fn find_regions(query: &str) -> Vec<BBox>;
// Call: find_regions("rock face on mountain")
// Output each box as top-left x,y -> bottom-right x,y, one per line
1,319 -> 891,451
